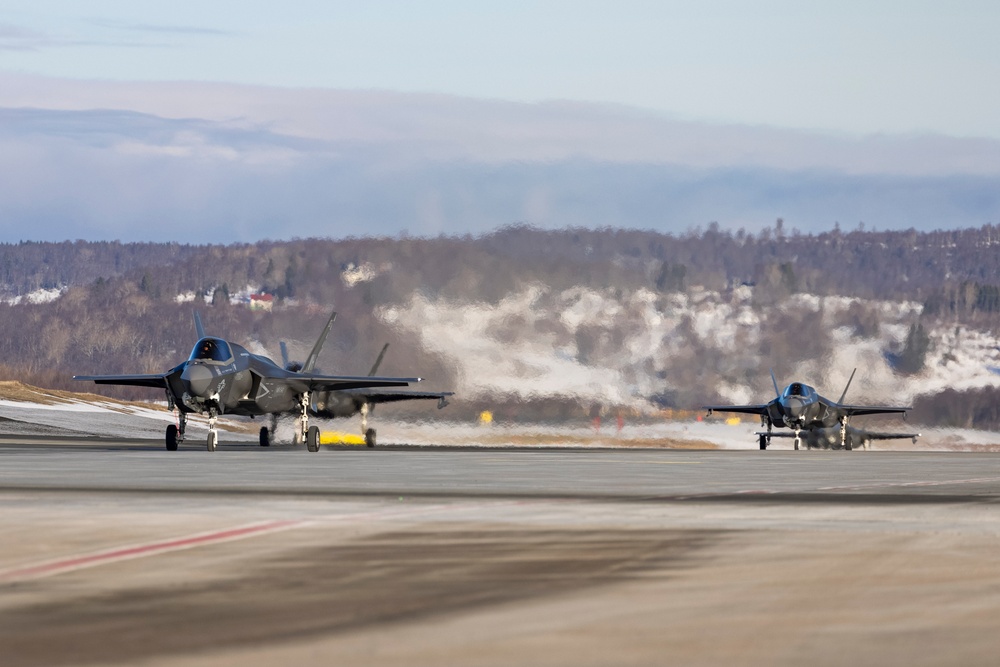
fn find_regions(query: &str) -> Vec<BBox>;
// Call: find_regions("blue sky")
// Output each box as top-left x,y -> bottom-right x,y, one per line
4,1 -> 1000,137
1,2 -> 999,241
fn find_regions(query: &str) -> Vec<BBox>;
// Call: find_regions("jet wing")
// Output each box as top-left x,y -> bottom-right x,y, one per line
282,373 -> 422,393
837,404 -> 910,417
72,373 -> 169,388
704,404 -> 770,416
856,431 -> 921,441
758,431 -> 919,440
340,388 -> 454,407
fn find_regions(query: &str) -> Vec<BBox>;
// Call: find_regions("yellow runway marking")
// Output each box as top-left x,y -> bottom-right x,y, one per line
320,432 -> 365,445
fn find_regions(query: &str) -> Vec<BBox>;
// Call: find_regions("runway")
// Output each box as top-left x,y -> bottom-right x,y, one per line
4,438 -> 1000,666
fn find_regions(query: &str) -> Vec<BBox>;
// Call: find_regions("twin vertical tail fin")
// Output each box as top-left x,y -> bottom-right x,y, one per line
368,343 -> 389,376
278,310 -> 336,373
837,368 -> 858,404
770,369 -> 781,399
303,311 -> 337,373
194,311 -> 206,339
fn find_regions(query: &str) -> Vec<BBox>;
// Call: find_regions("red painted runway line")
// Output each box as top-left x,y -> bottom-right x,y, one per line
0,519 -> 304,584
816,476 -> 1000,492
0,501 -> 534,585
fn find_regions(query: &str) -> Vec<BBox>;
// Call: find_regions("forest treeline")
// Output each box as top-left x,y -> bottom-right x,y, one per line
1,223 -> 999,426
5,223 -> 1000,305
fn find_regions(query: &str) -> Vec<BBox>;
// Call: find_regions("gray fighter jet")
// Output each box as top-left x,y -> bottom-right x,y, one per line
73,313 -> 421,452
704,370 -> 919,450
271,311 -> 454,448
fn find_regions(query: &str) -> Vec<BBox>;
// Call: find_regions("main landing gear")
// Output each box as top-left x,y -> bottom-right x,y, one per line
361,403 -> 376,447
259,404 -> 321,452
306,425 -> 321,453
165,412 -> 187,451
759,417 -> 773,450
259,415 -> 276,447
166,424 -> 178,451
839,417 -> 853,450
299,392 -> 322,453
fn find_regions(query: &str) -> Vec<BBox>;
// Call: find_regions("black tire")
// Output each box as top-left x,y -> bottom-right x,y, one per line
259,426 -> 270,447
207,431 -> 218,452
306,425 -> 321,453
365,428 -> 376,448
758,434 -> 767,450
166,424 -> 178,451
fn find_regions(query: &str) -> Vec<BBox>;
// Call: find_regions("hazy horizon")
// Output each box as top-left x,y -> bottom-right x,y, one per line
2,3 -> 999,242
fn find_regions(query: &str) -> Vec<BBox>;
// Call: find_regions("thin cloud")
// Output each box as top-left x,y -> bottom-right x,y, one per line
87,19 -> 234,37
4,75 -> 999,178
0,22 -> 170,51
0,23 -> 59,52
0,19 -> 227,54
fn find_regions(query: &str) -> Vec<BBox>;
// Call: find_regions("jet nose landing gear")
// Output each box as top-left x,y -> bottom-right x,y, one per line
206,408 -> 219,451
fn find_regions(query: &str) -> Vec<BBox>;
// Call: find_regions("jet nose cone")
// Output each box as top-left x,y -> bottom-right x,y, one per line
181,363 -> 214,398
782,397 -> 806,423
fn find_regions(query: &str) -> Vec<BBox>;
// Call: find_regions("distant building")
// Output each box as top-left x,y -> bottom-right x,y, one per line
250,293 -> 274,312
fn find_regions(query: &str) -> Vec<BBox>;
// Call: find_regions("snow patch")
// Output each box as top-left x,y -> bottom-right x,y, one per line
2,287 -> 66,305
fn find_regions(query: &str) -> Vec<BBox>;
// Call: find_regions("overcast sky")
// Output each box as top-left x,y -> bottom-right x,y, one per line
1,2 -> 999,241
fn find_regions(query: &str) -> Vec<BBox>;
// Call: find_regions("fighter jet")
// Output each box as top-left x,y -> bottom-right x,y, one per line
274,311 -> 453,448
704,370 -> 919,450
73,312 -> 421,452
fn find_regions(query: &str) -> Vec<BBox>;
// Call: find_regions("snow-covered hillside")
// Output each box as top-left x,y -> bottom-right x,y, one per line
380,284 -> 1000,410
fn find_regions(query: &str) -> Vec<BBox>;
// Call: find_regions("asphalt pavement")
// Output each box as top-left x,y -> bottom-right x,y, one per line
3,440 -> 1000,666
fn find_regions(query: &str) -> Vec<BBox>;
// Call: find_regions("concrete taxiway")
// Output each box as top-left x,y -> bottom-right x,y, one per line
3,439 -> 1000,666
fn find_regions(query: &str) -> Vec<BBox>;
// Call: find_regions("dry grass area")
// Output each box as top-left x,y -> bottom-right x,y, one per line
0,381 -> 166,411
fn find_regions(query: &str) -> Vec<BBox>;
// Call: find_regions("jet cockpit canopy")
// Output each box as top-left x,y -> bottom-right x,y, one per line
782,382 -> 813,399
189,337 -> 234,364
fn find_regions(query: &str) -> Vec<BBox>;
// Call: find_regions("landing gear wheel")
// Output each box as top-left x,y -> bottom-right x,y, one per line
365,428 -> 376,448
793,438 -> 801,451
306,425 -> 321,452
207,430 -> 218,452
166,424 -> 178,451
758,434 -> 767,450
259,426 -> 270,447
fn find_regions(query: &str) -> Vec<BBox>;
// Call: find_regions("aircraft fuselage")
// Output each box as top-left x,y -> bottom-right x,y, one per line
171,338 -> 312,417
766,382 -> 841,430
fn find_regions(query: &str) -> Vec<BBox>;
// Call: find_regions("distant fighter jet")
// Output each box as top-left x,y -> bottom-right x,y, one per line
273,310 -> 453,447
73,312 -> 420,452
704,370 -> 919,450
